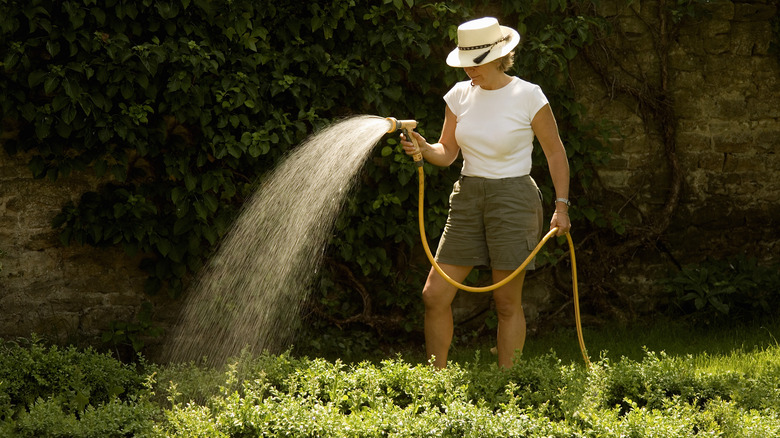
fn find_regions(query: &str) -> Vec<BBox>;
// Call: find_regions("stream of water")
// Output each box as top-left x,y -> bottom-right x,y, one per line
164,115 -> 392,366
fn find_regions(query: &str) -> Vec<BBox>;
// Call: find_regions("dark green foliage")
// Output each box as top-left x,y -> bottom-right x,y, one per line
1,0 -> 614,355
665,256 -> 780,325
101,301 -> 164,361
0,337 -> 157,436
0,338 -> 144,412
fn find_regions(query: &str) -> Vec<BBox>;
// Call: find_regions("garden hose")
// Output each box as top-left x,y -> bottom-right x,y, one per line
390,118 -> 590,367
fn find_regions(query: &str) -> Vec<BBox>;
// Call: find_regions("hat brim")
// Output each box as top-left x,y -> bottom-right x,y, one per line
446,26 -> 521,68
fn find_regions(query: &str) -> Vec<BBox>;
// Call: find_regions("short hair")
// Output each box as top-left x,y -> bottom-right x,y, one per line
497,51 -> 515,72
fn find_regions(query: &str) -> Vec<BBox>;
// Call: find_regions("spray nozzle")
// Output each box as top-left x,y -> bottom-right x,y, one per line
385,117 -> 418,133
385,117 -> 423,167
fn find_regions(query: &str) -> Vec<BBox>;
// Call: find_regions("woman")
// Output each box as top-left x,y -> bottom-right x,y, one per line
401,17 -> 571,369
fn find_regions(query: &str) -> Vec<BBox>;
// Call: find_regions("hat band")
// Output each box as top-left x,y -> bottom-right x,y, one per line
457,34 -> 510,51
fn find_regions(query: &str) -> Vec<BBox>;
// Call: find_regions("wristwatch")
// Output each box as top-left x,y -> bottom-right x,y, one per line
555,198 -> 571,207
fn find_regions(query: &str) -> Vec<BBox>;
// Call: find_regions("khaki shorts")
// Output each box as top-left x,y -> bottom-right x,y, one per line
435,175 -> 544,271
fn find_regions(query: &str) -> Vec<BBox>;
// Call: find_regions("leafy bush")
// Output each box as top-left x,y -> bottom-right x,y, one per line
3,337 -> 780,436
665,256 -> 780,324
0,337 -> 158,437
12,396 -> 159,438
153,346 -> 780,437
0,337 -> 147,416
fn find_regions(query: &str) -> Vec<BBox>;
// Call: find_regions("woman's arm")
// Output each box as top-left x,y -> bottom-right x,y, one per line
401,105 -> 461,167
532,103 -> 571,236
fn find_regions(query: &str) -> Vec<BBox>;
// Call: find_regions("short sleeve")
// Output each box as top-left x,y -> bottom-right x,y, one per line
528,84 -> 549,120
443,81 -> 470,117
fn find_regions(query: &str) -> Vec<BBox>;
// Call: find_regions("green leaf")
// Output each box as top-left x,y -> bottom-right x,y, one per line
35,122 -> 50,140
62,104 -> 76,124
28,71 -> 47,87
91,8 -> 106,25
46,40 -> 60,57
203,192 -> 218,212
202,226 -> 217,245
184,173 -> 197,191
194,202 -> 207,220
52,94 -> 69,111
44,76 -> 60,94
174,218 -> 191,235
157,239 -> 172,256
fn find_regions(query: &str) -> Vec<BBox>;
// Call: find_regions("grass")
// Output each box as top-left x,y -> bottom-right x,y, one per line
444,316 -> 780,369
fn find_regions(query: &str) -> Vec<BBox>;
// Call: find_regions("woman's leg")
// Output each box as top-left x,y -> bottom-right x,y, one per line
491,269 -> 527,369
422,263 -> 472,368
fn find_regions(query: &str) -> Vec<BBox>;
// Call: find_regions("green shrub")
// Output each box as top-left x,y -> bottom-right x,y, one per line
3,337 -> 780,436
0,338 -> 159,437
155,347 -> 780,437
0,338 -> 146,418
12,396 -> 160,438
665,256 -> 780,324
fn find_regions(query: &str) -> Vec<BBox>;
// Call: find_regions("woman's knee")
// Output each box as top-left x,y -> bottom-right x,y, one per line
422,282 -> 456,310
493,292 -> 523,318
421,266 -> 467,309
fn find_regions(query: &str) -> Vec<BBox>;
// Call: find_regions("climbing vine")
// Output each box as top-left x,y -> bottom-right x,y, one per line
771,6 -> 780,61
572,0 -> 719,318
1,0 -> 616,355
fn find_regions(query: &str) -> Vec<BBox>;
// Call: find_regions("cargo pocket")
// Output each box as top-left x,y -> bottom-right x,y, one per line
525,235 -> 540,270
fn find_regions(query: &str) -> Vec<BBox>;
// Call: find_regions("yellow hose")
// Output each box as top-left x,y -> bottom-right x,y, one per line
414,165 -> 591,367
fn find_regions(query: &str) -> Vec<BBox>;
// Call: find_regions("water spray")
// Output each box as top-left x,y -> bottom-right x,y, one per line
386,117 -> 591,367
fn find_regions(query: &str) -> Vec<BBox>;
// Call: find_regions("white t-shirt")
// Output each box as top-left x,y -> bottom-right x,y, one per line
443,77 -> 549,178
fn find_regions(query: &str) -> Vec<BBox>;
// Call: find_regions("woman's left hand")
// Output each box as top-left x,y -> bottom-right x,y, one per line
550,211 -> 571,236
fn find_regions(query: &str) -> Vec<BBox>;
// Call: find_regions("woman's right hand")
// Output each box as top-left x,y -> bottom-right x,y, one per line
400,130 -> 429,158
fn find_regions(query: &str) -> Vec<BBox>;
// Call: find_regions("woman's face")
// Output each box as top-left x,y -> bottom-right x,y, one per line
463,60 -> 500,86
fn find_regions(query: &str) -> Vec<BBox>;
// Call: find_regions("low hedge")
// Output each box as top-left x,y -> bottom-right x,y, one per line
2,338 -> 779,437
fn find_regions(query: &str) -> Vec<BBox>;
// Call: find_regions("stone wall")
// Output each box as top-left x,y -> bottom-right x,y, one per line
0,149 -> 151,344
571,0 -> 779,312
1,0 -> 778,346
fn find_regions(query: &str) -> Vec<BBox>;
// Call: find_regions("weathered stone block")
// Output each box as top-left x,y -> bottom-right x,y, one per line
602,156 -> 630,171
677,130 -> 712,152
723,153 -> 766,172
730,21 -> 773,55
733,3 -> 777,22
597,169 -> 632,190
715,94 -> 749,119
669,47 -> 703,73
697,152 -> 726,171
708,120 -> 754,153
702,0 -> 735,20
702,20 -> 733,54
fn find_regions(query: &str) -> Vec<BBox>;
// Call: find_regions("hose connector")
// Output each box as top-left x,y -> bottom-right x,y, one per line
385,117 -> 423,167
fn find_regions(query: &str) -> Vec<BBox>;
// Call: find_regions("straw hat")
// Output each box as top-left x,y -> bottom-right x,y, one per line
446,17 -> 521,68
